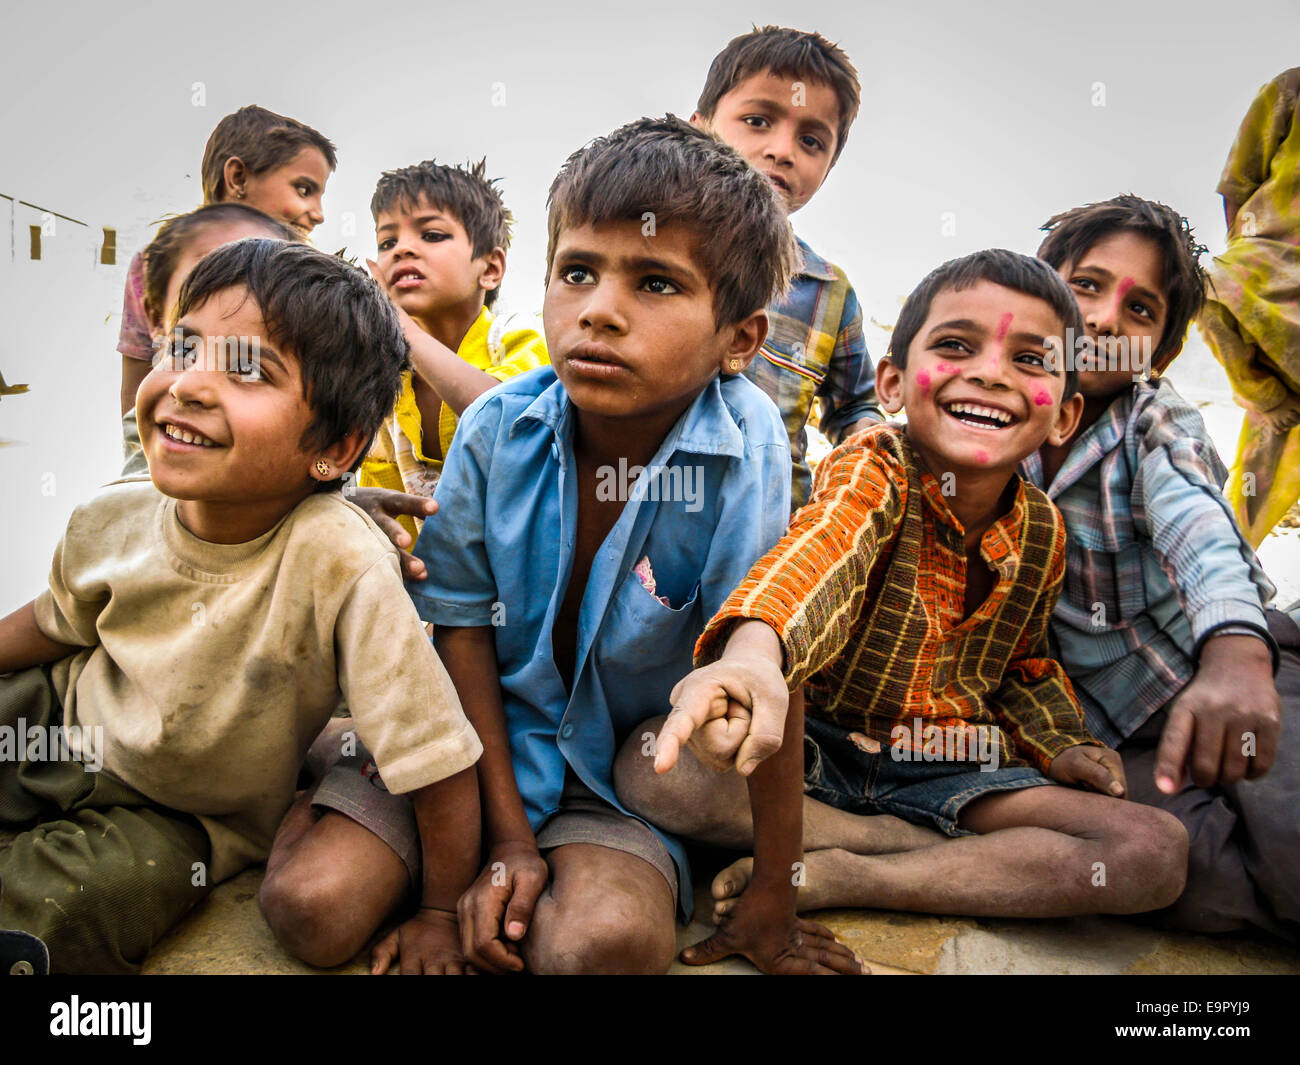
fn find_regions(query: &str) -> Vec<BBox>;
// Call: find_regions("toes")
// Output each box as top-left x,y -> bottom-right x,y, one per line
710,857 -> 753,900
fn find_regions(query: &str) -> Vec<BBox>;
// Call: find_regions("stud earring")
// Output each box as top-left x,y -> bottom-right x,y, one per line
728,358 -> 741,372
235,187 -> 246,200
315,459 -> 331,477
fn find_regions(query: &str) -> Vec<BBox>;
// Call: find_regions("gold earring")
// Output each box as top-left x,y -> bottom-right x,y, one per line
728,358 -> 741,372
315,459 -> 331,477
235,187 -> 246,199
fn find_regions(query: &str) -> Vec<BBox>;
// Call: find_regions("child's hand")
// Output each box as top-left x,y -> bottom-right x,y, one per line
1049,744 -> 1127,796
657,656 -> 789,777
1260,394 -> 1300,435
457,841 -> 549,974
350,487 -> 437,580
680,884 -> 867,975
369,907 -> 467,975
1154,636 -> 1280,793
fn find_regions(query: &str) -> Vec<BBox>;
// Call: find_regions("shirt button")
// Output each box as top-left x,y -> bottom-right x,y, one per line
9,961 -> 34,975
560,723 -> 575,740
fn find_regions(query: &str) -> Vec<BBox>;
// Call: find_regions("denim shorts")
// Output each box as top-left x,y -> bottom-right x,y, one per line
803,714 -> 1051,836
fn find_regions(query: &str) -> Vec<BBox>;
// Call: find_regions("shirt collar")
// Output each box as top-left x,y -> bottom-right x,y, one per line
904,429 -> 1028,575
457,306 -> 492,358
794,237 -> 837,283
512,369 -> 747,460
1043,386 -> 1135,498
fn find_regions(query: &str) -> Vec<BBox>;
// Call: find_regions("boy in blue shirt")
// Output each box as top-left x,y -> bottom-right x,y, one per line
692,25 -> 882,509
412,117 -> 863,974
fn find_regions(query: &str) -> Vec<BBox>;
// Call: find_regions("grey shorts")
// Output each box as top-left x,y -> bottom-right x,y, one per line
536,773 -> 679,911
313,754 -> 678,910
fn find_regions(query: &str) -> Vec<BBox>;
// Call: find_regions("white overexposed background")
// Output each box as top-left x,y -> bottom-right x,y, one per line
2,0 -> 1297,608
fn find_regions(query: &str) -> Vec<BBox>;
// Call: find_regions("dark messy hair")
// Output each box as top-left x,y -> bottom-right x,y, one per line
174,239 -> 408,492
696,25 -> 861,165
370,158 -> 512,309
888,249 -> 1083,399
545,114 -> 798,328
200,105 -> 337,204
142,203 -> 300,330
1037,194 -> 1208,372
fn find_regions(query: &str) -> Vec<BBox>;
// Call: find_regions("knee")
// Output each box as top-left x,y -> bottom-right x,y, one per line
613,715 -> 674,819
1112,806 -> 1189,912
525,895 -> 677,975
258,863 -> 363,968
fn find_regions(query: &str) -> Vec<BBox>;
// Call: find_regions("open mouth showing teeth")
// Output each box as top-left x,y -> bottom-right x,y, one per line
943,402 -> 1016,429
163,423 -> 218,447
392,269 -> 424,283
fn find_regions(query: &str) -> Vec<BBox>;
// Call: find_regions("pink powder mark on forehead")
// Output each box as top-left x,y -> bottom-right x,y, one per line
1117,276 -> 1136,300
996,312 -> 1014,341
1033,389 -> 1052,407
975,448 -> 990,465
917,370 -> 931,394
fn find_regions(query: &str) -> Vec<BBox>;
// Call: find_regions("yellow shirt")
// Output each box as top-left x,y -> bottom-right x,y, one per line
360,307 -> 549,537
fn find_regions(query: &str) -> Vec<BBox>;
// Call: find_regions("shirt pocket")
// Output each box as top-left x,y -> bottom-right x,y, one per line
599,569 -> 703,711
760,319 -> 828,385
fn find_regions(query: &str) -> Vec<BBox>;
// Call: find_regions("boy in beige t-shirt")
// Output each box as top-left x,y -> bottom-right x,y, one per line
0,239 -> 481,974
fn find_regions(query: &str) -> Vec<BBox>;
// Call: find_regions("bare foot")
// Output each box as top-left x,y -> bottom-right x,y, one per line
713,850 -> 867,917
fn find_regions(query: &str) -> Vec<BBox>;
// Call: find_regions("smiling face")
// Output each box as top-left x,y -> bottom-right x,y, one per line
695,71 -> 840,214
374,197 -> 500,324
543,219 -> 764,427
137,285 -> 359,542
235,146 -> 331,235
879,280 -> 1082,475
1059,229 -> 1169,399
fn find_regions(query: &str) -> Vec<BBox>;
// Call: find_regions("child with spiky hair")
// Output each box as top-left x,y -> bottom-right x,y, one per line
0,240 -> 480,974
359,159 -> 548,540
1032,194 -> 1299,940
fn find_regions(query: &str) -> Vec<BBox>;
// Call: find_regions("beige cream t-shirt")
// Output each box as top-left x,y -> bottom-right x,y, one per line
34,478 -> 482,882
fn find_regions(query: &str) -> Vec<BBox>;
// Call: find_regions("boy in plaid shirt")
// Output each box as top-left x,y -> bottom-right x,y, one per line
618,250 -> 1188,932
1030,195 -> 1298,941
691,26 -> 883,510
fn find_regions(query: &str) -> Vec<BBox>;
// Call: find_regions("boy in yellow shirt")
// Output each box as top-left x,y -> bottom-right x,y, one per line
362,160 -> 548,538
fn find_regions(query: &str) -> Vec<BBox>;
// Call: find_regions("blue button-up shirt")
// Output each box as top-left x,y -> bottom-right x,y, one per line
409,367 -> 791,911
1020,378 -> 1276,747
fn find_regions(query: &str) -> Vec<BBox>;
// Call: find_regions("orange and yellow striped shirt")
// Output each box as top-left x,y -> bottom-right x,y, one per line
696,423 -> 1101,773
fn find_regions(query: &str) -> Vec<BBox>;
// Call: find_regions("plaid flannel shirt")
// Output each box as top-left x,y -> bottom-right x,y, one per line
744,238 -> 882,510
1020,378 -> 1278,747
697,423 -> 1100,774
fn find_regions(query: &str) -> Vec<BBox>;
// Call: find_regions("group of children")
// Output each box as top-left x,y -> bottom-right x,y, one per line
0,27 -> 1296,976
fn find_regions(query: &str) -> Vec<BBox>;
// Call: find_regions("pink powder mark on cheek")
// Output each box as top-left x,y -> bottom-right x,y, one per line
1033,389 -> 1052,407
917,370 -> 931,395
975,449 -> 990,465
996,312 -> 1013,341
936,362 -> 958,374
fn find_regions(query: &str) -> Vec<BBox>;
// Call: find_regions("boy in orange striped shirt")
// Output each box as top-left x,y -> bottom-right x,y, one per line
618,250 -> 1190,930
